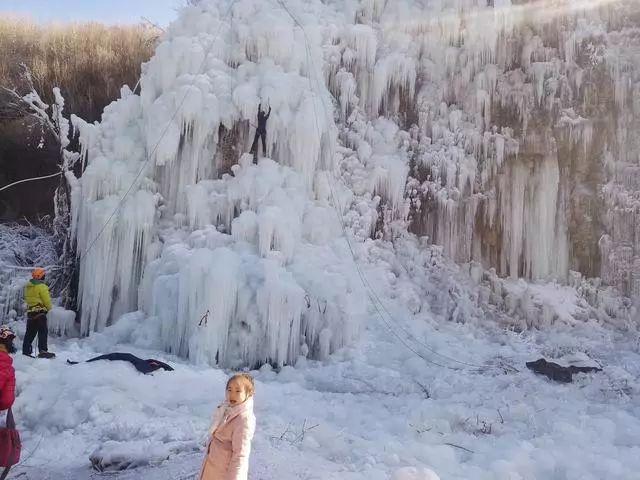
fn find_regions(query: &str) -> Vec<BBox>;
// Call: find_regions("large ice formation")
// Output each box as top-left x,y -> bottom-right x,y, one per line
70,0 -> 640,366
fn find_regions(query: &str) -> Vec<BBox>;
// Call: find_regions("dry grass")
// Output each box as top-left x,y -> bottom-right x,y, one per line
0,16 -> 159,121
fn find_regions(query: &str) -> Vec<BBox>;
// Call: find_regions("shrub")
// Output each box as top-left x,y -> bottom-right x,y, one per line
0,17 -> 158,121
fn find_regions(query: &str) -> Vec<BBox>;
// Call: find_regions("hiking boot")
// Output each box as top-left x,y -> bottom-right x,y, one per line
22,352 -> 35,358
38,351 -> 56,359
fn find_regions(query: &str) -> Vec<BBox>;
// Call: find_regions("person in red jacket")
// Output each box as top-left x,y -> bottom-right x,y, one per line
0,326 -> 16,411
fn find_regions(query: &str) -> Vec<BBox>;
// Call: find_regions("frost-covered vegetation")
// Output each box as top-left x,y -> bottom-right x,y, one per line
0,223 -> 58,319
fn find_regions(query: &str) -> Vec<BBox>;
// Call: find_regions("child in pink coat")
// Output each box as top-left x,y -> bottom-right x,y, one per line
200,373 -> 256,480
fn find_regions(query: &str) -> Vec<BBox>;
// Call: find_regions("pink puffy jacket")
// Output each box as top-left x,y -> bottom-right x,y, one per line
200,397 -> 256,480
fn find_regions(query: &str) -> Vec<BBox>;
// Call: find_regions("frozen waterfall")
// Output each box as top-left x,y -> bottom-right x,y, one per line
69,0 -> 640,367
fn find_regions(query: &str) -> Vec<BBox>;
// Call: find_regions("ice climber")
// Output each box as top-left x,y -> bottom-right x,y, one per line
23,268 -> 55,359
199,373 -> 256,480
250,103 -> 271,161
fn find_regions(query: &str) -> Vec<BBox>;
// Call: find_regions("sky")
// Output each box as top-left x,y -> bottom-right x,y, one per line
0,0 -> 182,26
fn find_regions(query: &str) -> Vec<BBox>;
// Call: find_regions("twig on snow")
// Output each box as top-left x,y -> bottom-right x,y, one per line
444,442 -> 475,453
415,381 -> 431,398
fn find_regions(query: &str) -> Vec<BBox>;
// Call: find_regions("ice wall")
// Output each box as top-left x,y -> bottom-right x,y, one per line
323,0 -> 640,294
335,0 -> 640,294
71,0 -> 640,367
320,0 -> 640,293
71,0 -> 374,367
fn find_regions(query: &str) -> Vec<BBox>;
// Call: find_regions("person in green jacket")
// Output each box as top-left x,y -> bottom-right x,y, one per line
23,268 -> 55,359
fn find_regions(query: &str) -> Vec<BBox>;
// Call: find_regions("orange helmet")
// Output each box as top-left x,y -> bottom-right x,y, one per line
32,268 -> 46,280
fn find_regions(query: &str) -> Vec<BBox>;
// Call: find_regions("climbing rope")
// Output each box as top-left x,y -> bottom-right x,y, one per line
0,171 -> 62,194
0,263 -> 61,271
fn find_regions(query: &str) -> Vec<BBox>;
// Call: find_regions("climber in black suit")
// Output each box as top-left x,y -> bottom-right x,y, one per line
250,103 -> 271,161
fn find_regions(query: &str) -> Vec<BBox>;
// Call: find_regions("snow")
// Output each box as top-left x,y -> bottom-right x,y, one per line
5,249 -> 640,479
6,227 -> 638,480
392,468 -> 440,480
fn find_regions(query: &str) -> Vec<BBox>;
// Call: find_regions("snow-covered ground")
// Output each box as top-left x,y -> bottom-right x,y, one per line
6,251 -> 640,480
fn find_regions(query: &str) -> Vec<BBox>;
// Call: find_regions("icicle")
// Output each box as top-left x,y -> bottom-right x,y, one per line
186,183 -> 212,229
258,206 -> 299,263
335,70 -> 358,120
256,260 -> 305,367
232,211 -> 259,244
371,53 -> 416,116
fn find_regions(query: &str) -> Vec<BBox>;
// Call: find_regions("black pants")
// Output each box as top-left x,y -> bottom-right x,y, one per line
250,129 -> 267,159
23,312 -> 48,355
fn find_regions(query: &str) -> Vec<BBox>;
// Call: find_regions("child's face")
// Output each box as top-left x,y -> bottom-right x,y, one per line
226,379 -> 248,406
